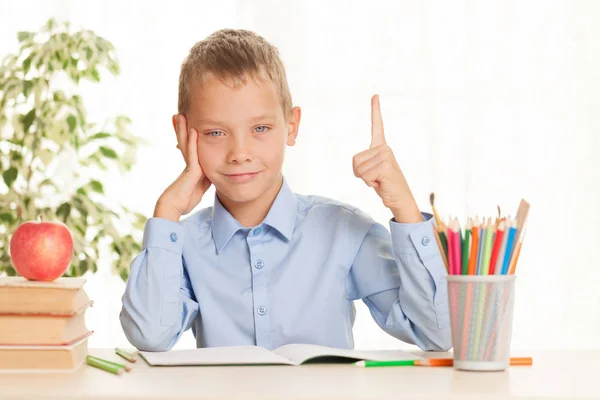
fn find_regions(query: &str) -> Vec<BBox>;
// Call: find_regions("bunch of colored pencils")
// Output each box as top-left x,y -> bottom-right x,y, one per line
429,195 -> 529,276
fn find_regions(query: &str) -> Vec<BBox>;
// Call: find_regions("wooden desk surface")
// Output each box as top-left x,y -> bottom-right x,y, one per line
0,349 -> 597,399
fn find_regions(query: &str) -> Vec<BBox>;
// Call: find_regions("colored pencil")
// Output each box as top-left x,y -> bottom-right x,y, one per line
115,347 -> 137,363
476,219 -> 486,275
87,356 -> 131,372
447,222 -> 455,274
501,220 -> 517,275
461,219 -> 471,275
494,217 -> 511,275
452,219 -> 462,275
468,219 -> 479,275
480,218 -> 495,275
355,360 -> 418,367
508,225 -> 526,275
508,242 -> 522,275
488,220 -> 505,275
86,355 -> 124,375
420,357 -> 532,367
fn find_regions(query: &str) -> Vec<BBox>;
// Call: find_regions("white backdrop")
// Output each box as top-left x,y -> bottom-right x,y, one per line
1,0 -> 599,351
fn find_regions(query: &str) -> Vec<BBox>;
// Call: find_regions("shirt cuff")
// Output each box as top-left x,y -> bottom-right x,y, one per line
143,217 -> 185,254
389,212 -> 440,260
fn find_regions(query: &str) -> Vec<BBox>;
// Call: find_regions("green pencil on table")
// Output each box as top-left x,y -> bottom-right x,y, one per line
86,355 -> 126,375
115,347 -> 137,363
86,348 -> 137,375
356,360 -> 419,367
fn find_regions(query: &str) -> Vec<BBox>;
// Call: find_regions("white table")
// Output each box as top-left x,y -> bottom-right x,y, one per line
0,349 -> 597,399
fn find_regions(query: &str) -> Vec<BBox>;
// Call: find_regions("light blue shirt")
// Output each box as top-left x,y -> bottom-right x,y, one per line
120,178 -> 451,352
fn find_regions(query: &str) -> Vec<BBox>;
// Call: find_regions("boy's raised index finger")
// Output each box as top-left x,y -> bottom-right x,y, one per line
370,94 -> 386,148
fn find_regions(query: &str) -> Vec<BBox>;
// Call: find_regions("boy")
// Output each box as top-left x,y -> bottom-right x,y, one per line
120,29 -> 451,352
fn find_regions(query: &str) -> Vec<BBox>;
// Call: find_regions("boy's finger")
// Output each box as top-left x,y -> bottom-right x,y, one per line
187,127 -> 201,171
352,145 -> 387,169
370,94 -> 386,148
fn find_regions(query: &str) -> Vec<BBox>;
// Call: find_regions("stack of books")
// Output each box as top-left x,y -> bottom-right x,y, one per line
0,276 -> 93,372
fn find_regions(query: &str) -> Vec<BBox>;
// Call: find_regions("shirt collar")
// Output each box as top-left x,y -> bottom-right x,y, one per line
211,177 -> 297,254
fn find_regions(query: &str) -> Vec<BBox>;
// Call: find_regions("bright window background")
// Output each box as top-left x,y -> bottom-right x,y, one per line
1,0 -> 599,350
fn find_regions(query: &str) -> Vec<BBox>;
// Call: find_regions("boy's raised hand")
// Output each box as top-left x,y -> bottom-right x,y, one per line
352,95 -> 423,223
154,114 -> 212,222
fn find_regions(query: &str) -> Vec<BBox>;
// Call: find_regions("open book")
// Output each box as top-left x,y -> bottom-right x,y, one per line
139,343 -> 423,366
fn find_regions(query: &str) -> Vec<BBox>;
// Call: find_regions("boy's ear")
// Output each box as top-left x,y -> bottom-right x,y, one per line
286,106 -> 301,146
171,114 -> 178,133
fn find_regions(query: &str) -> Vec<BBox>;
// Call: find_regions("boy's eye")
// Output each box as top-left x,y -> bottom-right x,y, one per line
254,126 -> 270,133
207,131 -> 223,137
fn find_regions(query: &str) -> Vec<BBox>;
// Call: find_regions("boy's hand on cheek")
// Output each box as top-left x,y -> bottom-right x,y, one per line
154,114 -> 212,222
352,95 -> 422,224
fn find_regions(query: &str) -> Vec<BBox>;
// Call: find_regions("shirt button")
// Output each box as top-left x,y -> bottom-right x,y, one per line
421,236 -> 431,246
170,232 -> 178,242
252,227 -> 263,236
254,259 -> 264,269
257,306 -> 267,316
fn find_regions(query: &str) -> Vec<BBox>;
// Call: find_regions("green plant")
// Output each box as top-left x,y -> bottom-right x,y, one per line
0,18 -> 146,281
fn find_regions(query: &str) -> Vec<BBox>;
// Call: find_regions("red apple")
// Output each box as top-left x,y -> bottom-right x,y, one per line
9,217 -> 74,281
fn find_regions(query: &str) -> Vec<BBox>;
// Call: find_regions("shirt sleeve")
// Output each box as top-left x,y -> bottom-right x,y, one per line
119,217 -> 199,351
347,210 -> 451,351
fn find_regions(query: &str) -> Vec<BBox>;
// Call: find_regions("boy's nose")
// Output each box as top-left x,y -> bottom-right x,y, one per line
227,138 -> 253,164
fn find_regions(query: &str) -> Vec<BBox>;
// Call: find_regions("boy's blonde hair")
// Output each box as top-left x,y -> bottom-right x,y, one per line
178,29 -> 292,119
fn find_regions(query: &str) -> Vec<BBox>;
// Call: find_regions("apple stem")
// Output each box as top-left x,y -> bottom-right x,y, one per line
38,214 -> 44,222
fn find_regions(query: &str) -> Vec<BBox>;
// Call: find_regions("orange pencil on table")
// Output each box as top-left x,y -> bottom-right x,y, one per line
416,357 -> 532,367
488,220 -> 505,275
467,217 -> 480,275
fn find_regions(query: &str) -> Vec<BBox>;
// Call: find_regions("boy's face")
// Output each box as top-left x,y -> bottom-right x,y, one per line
184,73 -> 300,205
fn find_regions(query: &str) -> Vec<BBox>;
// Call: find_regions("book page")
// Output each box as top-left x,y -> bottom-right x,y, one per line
139,346 -> 294,366
0,276 -> 86,289
273,343 -> 424,365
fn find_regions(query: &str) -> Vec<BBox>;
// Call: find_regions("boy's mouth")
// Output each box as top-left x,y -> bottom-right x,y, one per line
223,172 -> 260,183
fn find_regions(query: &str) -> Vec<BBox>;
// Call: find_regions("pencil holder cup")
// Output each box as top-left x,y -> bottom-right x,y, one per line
446,275 -> 516,371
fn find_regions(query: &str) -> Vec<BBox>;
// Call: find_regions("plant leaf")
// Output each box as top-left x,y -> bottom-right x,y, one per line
22,109 -> 36,133
88,132 -> 111,140
99,146 -> 117,159
89,180 -> 104,194
10,151 -> 23,162
22,56 -> 32,74
0,213 -> 14,223
17,31 -> 34,43
56,202 -> 71,222
90,68 -> 100,82
67,115 -> 77,132
23,80 -> 34,97
2,167 -> 18,188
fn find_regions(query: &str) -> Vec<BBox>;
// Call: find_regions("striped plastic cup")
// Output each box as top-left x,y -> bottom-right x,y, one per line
446,275 -> 516,371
